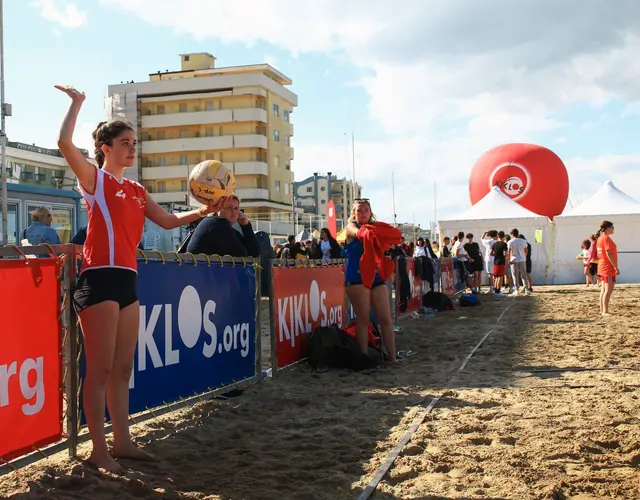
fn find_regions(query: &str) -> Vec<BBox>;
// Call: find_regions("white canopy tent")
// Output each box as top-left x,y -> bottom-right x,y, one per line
438,187 -> 554,284
553,181 -> 640,284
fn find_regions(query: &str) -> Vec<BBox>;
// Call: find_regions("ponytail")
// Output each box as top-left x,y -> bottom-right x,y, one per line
595,220 -> 614,240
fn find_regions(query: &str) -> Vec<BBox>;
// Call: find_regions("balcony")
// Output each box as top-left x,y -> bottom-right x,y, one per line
152,191 -> 189,204
142,165 -> 191,180
236,188 -> 269,200
289,147 -> 294,160
290,123 -> 294,137
233,161 -> 268,176
141,108 -> 267,128
141,134 -> 267,154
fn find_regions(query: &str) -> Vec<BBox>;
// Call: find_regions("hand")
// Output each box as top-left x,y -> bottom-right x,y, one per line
238,210 -> 250,226
198,197 -> 227,217
616,267 -> 620,275
54,85 -> 86,104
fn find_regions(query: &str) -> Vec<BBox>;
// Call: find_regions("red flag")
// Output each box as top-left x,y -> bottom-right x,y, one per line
327,200 -> 337,237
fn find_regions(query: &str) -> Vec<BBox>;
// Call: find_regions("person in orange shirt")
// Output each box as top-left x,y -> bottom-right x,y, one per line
596,220 -> 619,316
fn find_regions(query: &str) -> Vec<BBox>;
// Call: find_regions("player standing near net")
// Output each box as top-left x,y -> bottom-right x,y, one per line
55,85 -> 225,474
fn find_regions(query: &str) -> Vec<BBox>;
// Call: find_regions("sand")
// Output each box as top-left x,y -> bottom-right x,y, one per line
1,285 -> 639,499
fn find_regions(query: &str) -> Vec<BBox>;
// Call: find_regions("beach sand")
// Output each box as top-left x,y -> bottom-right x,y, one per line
1,285 -> 639,499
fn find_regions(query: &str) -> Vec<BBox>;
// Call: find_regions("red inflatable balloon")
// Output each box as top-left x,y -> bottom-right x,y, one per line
469,143 -> 569,219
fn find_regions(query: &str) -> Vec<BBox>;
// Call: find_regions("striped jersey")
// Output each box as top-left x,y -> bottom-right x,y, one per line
78,167 -> 147,273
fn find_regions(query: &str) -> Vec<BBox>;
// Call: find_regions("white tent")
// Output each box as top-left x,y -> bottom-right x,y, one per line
553,181 -> 640,284
438,187 -> 554,284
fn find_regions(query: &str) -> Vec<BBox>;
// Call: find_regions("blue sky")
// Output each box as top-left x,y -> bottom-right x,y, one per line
6,0 -> 640,226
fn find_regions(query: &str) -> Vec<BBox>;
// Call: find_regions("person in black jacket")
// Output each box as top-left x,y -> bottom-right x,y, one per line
319,227 -> 342,260
185,195 -> 260,257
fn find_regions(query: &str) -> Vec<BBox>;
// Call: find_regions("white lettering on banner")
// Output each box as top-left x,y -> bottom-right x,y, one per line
408,270 -> 421,300
0,357 -> 45,416
277,280 -> 343,347
130,286 -> 251,389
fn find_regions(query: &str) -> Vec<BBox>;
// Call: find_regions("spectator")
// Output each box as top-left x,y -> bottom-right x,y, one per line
23,206 -> 61,245
507,228 -> 528,295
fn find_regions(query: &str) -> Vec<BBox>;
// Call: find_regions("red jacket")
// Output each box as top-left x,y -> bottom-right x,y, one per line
356,222 -> 403,288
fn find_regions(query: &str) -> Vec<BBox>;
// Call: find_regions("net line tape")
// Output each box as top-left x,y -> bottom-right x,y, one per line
356,303 -> 514,500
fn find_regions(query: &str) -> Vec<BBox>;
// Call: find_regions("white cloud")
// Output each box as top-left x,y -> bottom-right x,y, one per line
32,0 -> 87,29
98,0 -> 640,223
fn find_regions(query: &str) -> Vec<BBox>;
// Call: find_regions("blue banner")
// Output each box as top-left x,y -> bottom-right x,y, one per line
80,259 -> 257,419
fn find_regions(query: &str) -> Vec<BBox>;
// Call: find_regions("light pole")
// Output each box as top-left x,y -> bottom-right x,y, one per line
0,0 -> 8,245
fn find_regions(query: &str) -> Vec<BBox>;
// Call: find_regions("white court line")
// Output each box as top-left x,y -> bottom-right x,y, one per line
356,303 -> 514,500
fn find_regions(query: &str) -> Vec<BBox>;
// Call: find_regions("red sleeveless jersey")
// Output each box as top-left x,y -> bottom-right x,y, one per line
78,167 -> 147,273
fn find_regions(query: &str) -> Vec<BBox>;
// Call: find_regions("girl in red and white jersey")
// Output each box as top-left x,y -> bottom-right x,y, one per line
56,85 -> 225,474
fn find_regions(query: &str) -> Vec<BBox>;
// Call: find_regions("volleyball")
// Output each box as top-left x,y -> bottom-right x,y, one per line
188,160 -> 235,205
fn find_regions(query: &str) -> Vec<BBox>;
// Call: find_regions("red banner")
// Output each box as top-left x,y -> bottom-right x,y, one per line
272,266 -> 346,368
441,258 -> 455,296
401,258 -> 422,315
327,200 -> 337,237
0,258 -> 63,461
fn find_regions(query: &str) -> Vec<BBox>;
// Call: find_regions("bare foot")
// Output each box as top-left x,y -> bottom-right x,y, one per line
86,451 -> 125,474
111,442 -> 156,461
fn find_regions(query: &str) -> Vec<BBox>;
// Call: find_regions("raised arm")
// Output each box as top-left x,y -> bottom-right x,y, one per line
144,192 -> 226,230
55,85 -> 97,192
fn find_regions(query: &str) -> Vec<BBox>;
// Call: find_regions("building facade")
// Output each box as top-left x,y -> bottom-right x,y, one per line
293,173 -> 362,224
106,52 -> 297,223
0,141 -> 86,244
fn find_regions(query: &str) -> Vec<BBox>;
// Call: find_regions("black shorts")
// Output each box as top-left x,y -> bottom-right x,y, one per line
589,263 -> 598,275
526,261 -> 532,274
73,268 -> 138,314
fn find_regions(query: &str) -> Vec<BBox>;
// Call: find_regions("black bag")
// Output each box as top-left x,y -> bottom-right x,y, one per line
307,326 -> 382,371
422,291 -> 454,311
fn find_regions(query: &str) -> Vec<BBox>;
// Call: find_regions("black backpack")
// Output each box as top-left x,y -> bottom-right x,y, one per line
307,326 -> 383,371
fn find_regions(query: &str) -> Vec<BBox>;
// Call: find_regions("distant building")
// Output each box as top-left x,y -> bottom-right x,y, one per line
293,173 -> 362,225
107,52 -> 297,224
0,141 -> 88,244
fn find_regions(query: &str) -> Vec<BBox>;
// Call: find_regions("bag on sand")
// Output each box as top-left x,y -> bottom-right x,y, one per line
459,293 -> 481,307
307,326 -> 383,371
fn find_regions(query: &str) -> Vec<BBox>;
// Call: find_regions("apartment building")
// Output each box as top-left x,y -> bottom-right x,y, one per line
0,141 -> 87,243
106,52 -> 297,220
293,173 -> 362,224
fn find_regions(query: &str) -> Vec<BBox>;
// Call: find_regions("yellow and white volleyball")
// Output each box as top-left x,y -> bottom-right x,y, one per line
188,160 -> 235,205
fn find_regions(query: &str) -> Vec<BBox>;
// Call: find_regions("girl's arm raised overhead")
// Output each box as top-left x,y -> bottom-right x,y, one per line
55,85 -> 97,192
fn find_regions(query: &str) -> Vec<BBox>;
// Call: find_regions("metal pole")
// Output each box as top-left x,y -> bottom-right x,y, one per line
64,245 -> 79,457
1,0 -> 8,245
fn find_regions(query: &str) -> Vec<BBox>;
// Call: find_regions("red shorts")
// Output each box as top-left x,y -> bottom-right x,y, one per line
493,264 -> 506,277
598,275 -> 616,283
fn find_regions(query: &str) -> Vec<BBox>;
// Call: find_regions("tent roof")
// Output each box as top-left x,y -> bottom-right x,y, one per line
442,186 -> 544,221
561,180 -> 640,216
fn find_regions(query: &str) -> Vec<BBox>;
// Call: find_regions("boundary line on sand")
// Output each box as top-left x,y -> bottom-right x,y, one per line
356,303 -> 514,500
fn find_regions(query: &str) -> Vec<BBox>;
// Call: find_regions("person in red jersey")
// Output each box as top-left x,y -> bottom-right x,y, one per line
55,85 -> 225,474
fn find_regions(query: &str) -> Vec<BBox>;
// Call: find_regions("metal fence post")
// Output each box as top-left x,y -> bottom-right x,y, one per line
63,245 -> 79,458
254,259 -> 262,376
268,259 -> 279,378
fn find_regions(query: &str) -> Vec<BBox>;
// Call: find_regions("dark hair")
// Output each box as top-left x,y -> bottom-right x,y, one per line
417,237 -> 424,244
466,233 -> 473,239
595,220 -> 614,239
590,233 -> 597,241
320,227 -> 337,243
457,231 -> 465,240
487,230 -> 499,238
287,235 -> 295,243
498,231 -> 505,238
92,120 -> 134,168
444,236 -> 450,242
582,239 -> 591,249
511,228 -> 520,237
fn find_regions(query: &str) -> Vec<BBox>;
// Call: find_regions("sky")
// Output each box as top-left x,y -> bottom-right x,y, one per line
5,0 -> 640,227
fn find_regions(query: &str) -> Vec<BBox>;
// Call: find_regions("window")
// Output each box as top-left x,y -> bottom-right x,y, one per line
273,104 -> 279,117
219,152 -> 224,163
205,153 -> 215,160
180,155 -> 188,165
157,105 -> 165,114
157,156 -> 166,166
0,202 -> 18,244
181,180 -> 188,191
184,55 -> 190,61
306,186 -> 312,193
285,183 -> 290,195
179,103 -> 187,113
285,162 -> 291,170
284,135 -> 290,146
205,127 -> 213,137
275,180 -> 281,192
274,130 -> 280,141
321,199 -> 326,204
205,101 -> 214,111
218,100 -> 223,110
273,155 -> 279,168
180,129 -> 189,138
320,186 -> 326,191
283,110 -> 290,122
157,130 -> 165,140
157,181 -> 166,193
